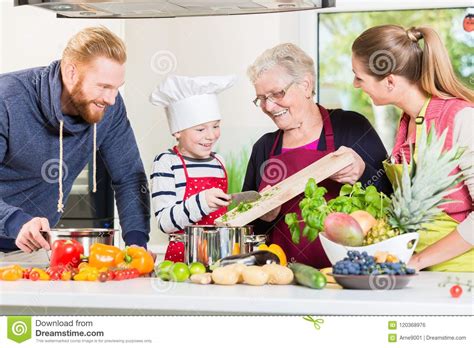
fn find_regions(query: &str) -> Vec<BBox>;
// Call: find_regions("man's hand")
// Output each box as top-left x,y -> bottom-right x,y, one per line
15,217 -> 51,253
329,146 -> 366,184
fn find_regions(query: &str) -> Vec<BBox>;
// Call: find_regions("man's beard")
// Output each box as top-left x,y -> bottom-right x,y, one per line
69,81 -> 107,124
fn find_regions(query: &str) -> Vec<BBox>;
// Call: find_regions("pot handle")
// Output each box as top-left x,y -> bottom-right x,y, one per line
169,233 -> 185,243
243,234 -> 267,246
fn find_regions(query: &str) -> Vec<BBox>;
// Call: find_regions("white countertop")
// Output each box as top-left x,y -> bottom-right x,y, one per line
1,271 -> 473,315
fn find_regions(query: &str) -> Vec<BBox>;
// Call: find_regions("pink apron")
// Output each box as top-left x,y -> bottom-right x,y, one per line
259,105 -> 341,269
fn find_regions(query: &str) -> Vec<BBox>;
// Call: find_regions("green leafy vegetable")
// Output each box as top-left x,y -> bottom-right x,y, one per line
285,179 -> 391,244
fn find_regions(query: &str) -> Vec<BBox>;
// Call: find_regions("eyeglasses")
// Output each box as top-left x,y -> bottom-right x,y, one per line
252,81 -> 294,107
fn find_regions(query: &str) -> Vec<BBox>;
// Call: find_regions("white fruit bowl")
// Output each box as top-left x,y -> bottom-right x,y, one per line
320,232 -> 419,265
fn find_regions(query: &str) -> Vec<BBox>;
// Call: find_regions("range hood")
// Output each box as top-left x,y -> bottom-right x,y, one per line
14,1 -> 335,18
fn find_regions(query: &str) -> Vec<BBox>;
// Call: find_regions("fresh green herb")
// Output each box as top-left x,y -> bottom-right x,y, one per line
236,202 -> 253,213
285,179 -> 391,244
220,201 -> 256,223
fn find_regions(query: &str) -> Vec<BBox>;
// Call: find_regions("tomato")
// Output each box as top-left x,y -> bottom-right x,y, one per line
23,268 -> 32,279
114,270 -> 124,281
450,285 -> 463,298
1,268 -> 23,281
30,271 -> 40,281
61,271 -> 72,281
130,268 -> 140,278
98,272 -> 108,282
107,270 -> 115,280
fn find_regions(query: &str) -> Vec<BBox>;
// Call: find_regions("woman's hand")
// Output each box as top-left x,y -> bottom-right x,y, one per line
204,188 -> 231,210
407,230 -> 472,272
330,146 -> 366,184
259,185 -> 281,222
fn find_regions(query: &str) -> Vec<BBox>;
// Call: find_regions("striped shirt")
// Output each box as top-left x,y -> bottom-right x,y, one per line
151,149 -> 226,233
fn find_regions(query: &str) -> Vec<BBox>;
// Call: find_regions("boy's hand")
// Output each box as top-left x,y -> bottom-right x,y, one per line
204,188 -> 231,210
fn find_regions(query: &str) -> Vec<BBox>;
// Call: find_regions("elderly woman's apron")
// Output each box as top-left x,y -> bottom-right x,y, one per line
383,97 -> 473,272
258,105 -> 341,269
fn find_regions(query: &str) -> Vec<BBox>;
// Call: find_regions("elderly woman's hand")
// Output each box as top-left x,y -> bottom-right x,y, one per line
329,146 -> 366,184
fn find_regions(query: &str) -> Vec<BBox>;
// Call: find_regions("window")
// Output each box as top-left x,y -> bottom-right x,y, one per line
318,8 -> 472,151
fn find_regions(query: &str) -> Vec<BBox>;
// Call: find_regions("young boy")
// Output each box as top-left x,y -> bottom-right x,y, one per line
149,75 -> 235,262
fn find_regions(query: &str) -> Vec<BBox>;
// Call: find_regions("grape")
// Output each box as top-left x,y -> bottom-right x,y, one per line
332,251 -> 416,276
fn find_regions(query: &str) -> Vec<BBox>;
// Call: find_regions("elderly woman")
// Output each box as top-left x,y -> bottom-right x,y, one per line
242,43 -> 391,268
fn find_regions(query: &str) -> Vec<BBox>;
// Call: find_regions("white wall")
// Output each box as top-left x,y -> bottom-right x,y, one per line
0,0 -> 317,249
123,11 -> 317,247
0,1 -> 124,72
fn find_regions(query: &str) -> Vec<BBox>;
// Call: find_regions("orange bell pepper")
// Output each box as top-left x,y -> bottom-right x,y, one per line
89,243 -> 121,269
115,246 -> 154,274
258,244 -> 287,266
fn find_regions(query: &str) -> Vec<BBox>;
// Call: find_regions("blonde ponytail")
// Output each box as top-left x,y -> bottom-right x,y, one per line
352,25 -> 474,103
417,27 -> 474,102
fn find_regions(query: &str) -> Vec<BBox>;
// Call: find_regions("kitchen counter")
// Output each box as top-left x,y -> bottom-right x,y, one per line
1,271 -> 473,315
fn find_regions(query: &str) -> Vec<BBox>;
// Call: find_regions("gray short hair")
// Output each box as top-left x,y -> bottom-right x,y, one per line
247,43 -> 316,93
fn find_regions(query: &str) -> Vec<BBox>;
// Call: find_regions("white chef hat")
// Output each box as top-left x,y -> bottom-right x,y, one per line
150,75 -> 236,134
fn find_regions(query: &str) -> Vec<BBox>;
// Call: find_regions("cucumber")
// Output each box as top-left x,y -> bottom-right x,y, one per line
288,263 -> 327,289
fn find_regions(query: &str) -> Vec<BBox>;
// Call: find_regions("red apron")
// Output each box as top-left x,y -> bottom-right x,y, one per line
164,146 -> 228,262
258,105 -> 341,269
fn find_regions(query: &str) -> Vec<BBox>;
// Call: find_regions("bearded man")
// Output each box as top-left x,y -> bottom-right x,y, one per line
0,27 -> 150,252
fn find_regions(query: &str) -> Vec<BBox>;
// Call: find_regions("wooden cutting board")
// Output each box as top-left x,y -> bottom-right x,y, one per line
215,151 -> 353,227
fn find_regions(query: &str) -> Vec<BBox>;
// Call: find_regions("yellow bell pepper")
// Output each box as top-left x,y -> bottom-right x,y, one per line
258,244 -> 287,266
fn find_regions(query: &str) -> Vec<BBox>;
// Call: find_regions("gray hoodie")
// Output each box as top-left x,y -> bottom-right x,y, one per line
0,60 -> 150,249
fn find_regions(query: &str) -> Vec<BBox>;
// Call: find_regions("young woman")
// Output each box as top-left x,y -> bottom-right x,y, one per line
352,25 -> 473,272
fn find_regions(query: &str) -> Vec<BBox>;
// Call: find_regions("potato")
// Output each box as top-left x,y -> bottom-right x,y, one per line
242,266 -> 269,286
225,263 -> 247,283
262,264 -> 294,285
190,273 -> 212,285
211,267 -> 239,285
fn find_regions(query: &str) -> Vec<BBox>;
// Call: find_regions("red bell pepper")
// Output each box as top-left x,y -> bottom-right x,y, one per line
49,239 -> 84,268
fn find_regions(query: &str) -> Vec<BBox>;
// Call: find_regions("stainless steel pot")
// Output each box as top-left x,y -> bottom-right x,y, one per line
41,228 -> 117,257
171,225 -> 266,267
